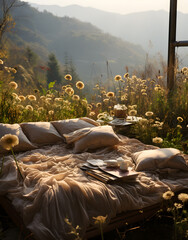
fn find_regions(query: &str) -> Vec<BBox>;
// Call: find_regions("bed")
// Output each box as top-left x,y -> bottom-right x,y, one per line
0,118 -> 188,240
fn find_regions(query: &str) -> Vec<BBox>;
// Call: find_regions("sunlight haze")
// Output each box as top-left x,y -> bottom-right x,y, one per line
24,0 -> 188,14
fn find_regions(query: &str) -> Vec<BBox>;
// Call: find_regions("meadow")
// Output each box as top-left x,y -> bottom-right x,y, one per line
0,54 -> 188,240
0,58 -> 187,153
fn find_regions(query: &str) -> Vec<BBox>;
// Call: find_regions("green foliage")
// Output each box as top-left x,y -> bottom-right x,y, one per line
46,53 -> 62,87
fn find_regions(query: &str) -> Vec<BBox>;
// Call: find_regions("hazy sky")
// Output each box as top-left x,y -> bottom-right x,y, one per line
24,0 -> 188,14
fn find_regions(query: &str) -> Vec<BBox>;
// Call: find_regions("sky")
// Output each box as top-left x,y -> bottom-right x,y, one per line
23,0 -> 188,15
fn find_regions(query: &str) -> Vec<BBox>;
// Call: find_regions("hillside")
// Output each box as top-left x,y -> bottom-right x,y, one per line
7,2 -> 146,83
31,3 -> 188,62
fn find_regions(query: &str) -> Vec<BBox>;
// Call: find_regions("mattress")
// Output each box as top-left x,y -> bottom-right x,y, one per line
0,135 -> 187,240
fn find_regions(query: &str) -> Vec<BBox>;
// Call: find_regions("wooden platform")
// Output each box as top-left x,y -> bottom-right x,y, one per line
0,188 -> 188,240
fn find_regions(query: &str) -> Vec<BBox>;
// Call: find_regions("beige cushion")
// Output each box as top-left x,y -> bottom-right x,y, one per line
20,122 -> 63,146
0,123 -> 36,154
133,148 -> 188,171
64,125 -> 121,153
51,118 -> 97,136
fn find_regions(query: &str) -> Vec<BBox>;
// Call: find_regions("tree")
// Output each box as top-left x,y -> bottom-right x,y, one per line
25,47 -> 38,67
63,54 -> 81,85
46,53 -> 62,88
0,0 -> 23,44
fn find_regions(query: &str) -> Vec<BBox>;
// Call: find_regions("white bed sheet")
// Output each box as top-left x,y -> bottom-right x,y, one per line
0,135 -> 188,240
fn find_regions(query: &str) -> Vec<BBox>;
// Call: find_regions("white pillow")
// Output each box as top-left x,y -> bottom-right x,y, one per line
133,148 -> 188,171
51,118 -> 97,136
64,125 -> 121,153
20,122 -> 63,146
0,123 -> 36,154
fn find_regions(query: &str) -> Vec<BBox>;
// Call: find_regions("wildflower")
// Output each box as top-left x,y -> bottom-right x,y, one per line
25,105 -> 33,111
12,93 -> 18,99
4,66 -> 10,73
158,76 -> 163,80
28,95 -> 36,101
141,89 -> 146,93
177,117 -> 183,123
17,105 -> 24,110
76,81 -> 85,89
124,73 -> 129,78
110,110 -> 115,116
101,90 -> 106,95
97,113 -> 104,119
96,103 -> 102,108
65,87 -> 74,96
0,134 -> 23,179
178,193 -> 188,203
48,110 -> 54,115
0,59 -> 3,65
93,215 -> 107,225
103,98 -> 109,103
62,86 -> 67,90
89,111 -> 95,117
64,74 -> 72,81
38,107 -> 44,112
106,91 -> 114,98
181,67 -> 188,74
145,111 -> 154,117
82,99 -> 87,104
9,81 -> 18,90
72,95 -> 80,101
128,110 -> 137,116
10,68 -> 17,74
152,137 -> 163,144
142,93 -> 147,96
40,96 -> 46,101
31,90 -> 38,95
0,134 -> 19,150
19,95 -> 26,101
174,203 -> 183,209
87,104 -> 92,110
140,118 -> 148,124
46,94 -> 53,98
114,75 -> 122,81
162,191 -> 174,200
55,97 -> 63,102
45,98 -> 52,103
177,125 -> 182,129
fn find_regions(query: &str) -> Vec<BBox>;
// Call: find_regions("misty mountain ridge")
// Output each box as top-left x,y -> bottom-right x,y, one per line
8,2 -> 146,84
31,3 -> 188,64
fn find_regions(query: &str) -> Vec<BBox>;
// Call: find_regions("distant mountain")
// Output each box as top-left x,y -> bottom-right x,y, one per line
30,3 -> 188,62
8,2 -> 146,83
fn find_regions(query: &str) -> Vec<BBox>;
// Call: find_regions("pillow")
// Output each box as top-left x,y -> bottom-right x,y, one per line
64,125 -> 121,153
51,118 -> 97,136
133,148 -> 188,171
0,123 -> 36,154
20,122 -> 63,146
79,117 -> 100,126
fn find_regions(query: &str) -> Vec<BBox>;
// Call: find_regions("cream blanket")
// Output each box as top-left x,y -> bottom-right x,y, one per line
0,136 -> 188,240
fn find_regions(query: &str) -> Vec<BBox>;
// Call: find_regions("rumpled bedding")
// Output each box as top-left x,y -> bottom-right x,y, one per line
0,135 -> 188,240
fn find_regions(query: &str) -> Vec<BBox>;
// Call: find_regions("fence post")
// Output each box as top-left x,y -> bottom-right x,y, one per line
167,0 -> 177,91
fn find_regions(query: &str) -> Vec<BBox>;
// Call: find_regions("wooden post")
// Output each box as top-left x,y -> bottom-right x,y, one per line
167,0 -> 177,91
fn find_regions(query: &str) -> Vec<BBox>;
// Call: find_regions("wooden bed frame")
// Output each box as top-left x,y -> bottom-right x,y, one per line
0,191 -> 185,240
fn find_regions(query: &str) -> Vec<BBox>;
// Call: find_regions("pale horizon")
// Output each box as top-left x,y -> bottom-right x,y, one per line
23,0 -> 188,15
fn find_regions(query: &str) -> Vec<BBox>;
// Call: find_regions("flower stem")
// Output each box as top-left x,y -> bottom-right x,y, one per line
10,148 -> 23,180
100,223 -> 104,240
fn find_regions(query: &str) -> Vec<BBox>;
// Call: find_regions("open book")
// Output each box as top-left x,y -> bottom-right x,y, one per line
80,164 -> 139,184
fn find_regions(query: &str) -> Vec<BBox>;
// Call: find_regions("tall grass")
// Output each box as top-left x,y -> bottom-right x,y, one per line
0,59 -> 187,152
